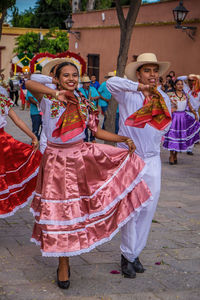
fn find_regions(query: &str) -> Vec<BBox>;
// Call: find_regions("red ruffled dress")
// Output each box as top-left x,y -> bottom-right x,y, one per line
0,93 -> 42,218
30,92 -> 152,257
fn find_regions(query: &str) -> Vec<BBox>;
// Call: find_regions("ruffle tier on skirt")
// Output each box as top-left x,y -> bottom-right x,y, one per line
163,111 -> 200,152
0,128 -> 42,218
30,140 -> 152,257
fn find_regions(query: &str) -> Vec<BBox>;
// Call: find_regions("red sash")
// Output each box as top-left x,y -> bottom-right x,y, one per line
52,91 -> 86,142
125,87 -> 171,131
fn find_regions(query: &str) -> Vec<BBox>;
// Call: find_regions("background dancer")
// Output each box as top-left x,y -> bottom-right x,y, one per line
177,74 -> 200,155
163,79 -> 200,164
0,85 -> 41,218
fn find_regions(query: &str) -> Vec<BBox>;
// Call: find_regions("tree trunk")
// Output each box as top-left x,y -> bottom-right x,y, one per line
104,0 -> 141,143
87,0 -> 96,11
0,9 -> 7,41
72,0 -> 81,13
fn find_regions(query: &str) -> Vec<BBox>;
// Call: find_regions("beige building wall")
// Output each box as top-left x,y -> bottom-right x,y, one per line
0,34 -> 17,79
69,0 -> 200,83
0,26 -> 49,79
0,0 -> 199,82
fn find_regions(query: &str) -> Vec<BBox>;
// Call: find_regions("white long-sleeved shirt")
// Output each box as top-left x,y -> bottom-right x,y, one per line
29,74 -> 57,153
106,77 -> 171,159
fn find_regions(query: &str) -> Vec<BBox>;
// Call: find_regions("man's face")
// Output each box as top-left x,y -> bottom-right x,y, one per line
91,75 -> 96,82
188,79 -> 194,90
136,64 -> 159,87
83,82 -> 90,89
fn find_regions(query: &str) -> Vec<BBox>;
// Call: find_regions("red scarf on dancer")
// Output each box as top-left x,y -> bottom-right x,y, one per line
52,91 -> 87,142
125,87 -> 171,131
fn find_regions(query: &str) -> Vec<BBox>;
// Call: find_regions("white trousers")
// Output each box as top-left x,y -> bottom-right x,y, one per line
121,155 -> 161,262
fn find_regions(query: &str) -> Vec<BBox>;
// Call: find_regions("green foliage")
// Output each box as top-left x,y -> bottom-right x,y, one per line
11,7 -> 34,28
33,0 -> 71,29
95,0 -> 113,10
10,0 -> 71,29
80,0 -> 131,11
0,0 -> 16,11
13,29 -> 69,54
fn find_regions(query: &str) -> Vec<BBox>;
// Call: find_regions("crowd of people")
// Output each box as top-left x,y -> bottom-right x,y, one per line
0,53 -> 200,291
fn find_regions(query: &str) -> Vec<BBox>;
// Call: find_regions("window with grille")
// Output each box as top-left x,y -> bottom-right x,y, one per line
87,54 -> 100,81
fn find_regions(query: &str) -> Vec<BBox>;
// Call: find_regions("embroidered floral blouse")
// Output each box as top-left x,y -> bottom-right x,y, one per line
167,92 -> 188,112
0,90 -> 14,128
41,90 -> 99,144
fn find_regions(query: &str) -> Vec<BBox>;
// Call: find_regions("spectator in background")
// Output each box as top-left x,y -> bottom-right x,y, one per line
20,72 -> 30,110
8,71 -> 20,106
169,70 -> 176,83
26,90 -> 42,140
164,74 -> 175,93
79,76 -> 99,107
0,70 -> 8,90
158,76 -> 165,92
98,72 -> 115,129
90,74 -> 100,90
79,75 -> 100,142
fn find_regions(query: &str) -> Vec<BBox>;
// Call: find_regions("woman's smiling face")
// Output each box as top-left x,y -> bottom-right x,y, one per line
57,65 -> 79,91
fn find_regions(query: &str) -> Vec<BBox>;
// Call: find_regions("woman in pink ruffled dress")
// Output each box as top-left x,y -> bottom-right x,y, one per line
26,62 -> 152,290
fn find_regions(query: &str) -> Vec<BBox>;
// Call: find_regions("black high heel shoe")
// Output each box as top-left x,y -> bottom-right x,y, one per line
57,267 -> 70,289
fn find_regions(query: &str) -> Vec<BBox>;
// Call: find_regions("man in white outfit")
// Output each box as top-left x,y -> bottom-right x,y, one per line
106,53 -> 171,278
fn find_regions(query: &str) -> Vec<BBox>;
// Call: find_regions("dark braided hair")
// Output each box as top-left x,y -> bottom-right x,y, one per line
55,62 -> 79,79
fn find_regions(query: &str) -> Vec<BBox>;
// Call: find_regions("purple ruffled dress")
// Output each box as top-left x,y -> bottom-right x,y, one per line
163,92 -> 200,152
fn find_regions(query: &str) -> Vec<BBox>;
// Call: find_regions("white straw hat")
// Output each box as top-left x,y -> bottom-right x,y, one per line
125,53 -> 170,81
81,76 -> 91,83
104,71 -> 116,78
42,58 -> 74,75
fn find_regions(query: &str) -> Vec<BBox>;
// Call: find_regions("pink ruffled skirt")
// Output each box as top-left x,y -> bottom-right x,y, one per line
30,140 -> 152,257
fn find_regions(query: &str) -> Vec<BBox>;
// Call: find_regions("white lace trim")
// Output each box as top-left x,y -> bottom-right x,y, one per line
30,196 -> 152,257
0,167 -> 39,197
42,209 -> 117,234
39,154 -> 130,204
165,129 -> 200,143
164,128 -> 200,142
0,150 -> 35,177
30,207 -> 40,217
168,119 -> 198,132
0,192 -> 35,218
32,165 -> 150,226
163,138 -> 200,152
30,237 -> 41,246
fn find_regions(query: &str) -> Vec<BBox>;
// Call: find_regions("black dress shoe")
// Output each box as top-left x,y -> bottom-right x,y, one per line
121,255 -> 136,278
187,152 -> 193,155
57,268 -> 70,289
132,257 -> 145,273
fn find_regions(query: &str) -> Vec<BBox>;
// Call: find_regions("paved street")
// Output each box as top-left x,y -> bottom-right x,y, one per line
0,106 -> 200,300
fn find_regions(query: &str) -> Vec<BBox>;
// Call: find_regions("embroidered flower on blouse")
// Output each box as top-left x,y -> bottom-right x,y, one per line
0,94 -> 14,115
44,95 -> 66,118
